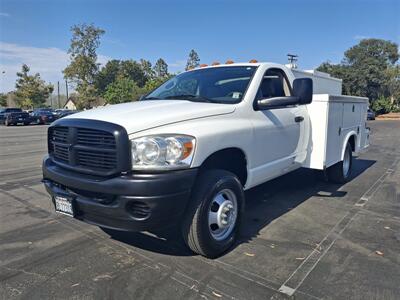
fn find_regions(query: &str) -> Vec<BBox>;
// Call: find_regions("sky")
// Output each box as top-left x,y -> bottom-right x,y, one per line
0,0 -> 399,94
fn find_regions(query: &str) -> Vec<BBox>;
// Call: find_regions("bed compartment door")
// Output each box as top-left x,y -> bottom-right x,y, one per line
325,102 -> 344,168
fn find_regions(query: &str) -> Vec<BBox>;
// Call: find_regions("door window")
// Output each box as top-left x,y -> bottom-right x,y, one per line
256,69 -> 291,100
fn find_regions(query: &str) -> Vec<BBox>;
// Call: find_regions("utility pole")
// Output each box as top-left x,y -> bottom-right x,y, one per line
57,81 -> 60,108
287,54 -> 298,69
65,80 -> 69,102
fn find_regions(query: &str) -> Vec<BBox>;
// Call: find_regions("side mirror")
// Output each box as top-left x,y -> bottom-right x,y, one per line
139,95 -> 145,101
293,78 -> 313,104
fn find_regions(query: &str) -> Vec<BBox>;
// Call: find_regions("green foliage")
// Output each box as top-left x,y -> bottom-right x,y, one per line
104,77 -> 141,104
0,93 -> 7,107
153,58 -> 169,78
63,23 -> 105,108
95,59 -> 147,95
14,64 -> 54,109
139,59 -> 155,80
317,39 -> 400,110
371,96 -> 393,114
185,49 -> 200,70
384,65 -> 400,105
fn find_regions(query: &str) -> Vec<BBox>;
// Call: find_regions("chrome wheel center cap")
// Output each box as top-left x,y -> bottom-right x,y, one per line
217,200 -> 235,229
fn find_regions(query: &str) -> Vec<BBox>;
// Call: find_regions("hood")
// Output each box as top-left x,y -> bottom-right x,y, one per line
65,100 -> 235,134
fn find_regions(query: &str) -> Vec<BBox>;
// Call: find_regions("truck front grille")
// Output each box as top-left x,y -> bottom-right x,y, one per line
48,119 -> 131,176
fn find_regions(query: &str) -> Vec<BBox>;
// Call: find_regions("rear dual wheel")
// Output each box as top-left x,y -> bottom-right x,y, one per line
182,170 -> 244,258
327,142 -> 353,183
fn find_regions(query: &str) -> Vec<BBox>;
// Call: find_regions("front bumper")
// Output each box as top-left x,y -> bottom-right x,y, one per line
42,156 -> 198,231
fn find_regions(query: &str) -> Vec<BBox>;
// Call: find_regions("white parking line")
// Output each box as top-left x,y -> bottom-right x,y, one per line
277,159 -> 398,297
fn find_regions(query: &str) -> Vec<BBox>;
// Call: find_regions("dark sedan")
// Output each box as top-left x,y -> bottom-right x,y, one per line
367,109 -> 376,120
57,110 -> 79,118
31,109 -> 57,124
4,112 -> 31,126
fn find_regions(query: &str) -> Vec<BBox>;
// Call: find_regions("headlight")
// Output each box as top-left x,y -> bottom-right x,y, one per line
131,135 -> 195,170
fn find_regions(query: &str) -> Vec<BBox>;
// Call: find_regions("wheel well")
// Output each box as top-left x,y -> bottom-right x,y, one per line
199,148 -> 247,186
348,135 -> 356,151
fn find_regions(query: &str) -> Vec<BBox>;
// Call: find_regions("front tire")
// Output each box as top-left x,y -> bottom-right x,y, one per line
327,142 -> 353,183
182,170 -> 244,258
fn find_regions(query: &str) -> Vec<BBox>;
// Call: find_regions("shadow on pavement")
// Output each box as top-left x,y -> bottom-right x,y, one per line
101,158 -> 376,257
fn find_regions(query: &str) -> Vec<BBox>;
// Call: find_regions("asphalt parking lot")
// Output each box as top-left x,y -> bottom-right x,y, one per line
1,120 -> 399,300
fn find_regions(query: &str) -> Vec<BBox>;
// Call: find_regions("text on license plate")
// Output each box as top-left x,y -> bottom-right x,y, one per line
54,195 -> 73,216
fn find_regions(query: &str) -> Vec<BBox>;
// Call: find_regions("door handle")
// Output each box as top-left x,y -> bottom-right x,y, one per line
295,116 -> 304,123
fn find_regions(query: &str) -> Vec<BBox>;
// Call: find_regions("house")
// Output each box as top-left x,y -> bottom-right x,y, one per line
63,98 -> 77,110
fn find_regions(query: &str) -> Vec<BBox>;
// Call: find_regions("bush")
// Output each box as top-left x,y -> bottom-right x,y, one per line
371,97 -> 393,114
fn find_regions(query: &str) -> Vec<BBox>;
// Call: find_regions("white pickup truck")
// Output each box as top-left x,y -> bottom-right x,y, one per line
43,62 -> 369,258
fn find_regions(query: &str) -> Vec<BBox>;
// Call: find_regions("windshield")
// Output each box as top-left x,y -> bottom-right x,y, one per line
11,112 -> 28,117
144,66 -> 257,104
5,108 -> 22,113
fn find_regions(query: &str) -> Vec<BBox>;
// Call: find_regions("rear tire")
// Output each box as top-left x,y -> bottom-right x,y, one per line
327,142 -> 353,183
182,169 -> 244,258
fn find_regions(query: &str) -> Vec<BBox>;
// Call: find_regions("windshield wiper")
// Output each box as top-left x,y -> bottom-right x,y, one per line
142,96 -> 160,100
165,94 -> 214,103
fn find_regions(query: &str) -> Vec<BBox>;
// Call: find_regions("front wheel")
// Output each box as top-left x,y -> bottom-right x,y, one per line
182,170 -> 244,258
327,142 -> 353,183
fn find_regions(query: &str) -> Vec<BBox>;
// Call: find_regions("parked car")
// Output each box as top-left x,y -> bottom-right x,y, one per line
56,109 -> 79,119
31,109 -> 57,124
0,108 -> 23,124
4,111 -> 31,126
367,108 -> 376,120
42,61 -> 370,258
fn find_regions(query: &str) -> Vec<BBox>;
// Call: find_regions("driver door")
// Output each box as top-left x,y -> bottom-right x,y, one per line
250,68 -> 307,186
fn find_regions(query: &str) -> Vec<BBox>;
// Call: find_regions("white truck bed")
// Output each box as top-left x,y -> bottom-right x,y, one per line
304,94 -> 369,170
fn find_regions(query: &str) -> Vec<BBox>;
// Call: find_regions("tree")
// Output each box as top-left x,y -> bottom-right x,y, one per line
104,77 -> 142,104
384,65 -> 400,105
95,59 -> 147,95
185,49 -> 200,70
14,64 -> 54,109
0,93 -> 7,107
63,23 -> 105,108
139,59 -> 155,80
153,58 -> 168,78
318,39 -> 399,104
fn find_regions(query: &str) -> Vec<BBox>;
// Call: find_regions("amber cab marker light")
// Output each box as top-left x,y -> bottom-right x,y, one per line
225,60 -> 234,64
211,61 -> 220,66
249,59 -> 258,63
199,64 -> 208,68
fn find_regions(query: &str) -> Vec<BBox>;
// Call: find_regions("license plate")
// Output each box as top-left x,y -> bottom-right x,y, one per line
18,118 -> 23,121
54,195 -> 74,216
